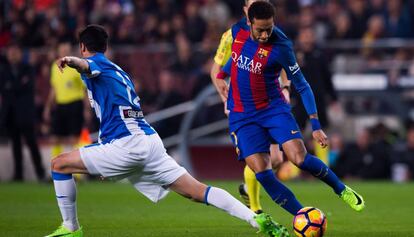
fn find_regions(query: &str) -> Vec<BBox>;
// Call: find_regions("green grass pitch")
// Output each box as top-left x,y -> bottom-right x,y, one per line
0,181 -> 413,236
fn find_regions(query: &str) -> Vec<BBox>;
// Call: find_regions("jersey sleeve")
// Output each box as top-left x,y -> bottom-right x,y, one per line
213,29 -> 233,66
216,58 -> 232,80
277,43 -> 318,115
84,59 -> 102,78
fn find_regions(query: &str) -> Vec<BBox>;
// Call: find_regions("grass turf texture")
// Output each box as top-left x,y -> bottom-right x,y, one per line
0,181 -> 412,236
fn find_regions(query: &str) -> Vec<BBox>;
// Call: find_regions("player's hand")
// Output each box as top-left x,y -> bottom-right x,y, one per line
56,56 -> 72,72
216,79 -> 229,100
312,129 -> 328,148
282,87 -> 290,104
56,56 -> 88,73
223,100 -> 230,117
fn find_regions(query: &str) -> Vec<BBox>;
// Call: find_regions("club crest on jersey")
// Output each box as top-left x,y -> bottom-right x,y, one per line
258,48 -> 269,59
231,52 -> 263,74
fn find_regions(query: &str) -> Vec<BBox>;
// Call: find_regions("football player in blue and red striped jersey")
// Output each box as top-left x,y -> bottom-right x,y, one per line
210,0 -> 291,215
215,1 -> 365,216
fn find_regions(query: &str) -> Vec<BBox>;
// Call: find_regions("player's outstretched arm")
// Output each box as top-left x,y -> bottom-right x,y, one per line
56,56 -> 90,74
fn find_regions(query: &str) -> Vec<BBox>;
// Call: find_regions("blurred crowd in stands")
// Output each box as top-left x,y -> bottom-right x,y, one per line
0,0 -> 414,181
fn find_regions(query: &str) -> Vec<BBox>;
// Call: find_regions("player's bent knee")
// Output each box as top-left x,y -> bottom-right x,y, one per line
51,157 -> 64,172
51,153 -> 70,173
291,152 -> 306,167
286,149 -> 306,167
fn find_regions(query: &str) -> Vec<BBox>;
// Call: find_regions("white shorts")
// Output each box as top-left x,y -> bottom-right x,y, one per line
79,133 -> 187,203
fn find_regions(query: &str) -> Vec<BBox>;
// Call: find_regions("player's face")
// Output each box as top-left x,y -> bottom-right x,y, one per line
58,43 -> 71,58
250,18 -> 274,43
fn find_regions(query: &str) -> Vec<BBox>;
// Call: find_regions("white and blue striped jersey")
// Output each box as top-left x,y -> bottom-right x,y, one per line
81,53 -> 155,143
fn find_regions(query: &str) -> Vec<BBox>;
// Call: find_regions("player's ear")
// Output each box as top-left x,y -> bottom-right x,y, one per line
80,43 -> 86,54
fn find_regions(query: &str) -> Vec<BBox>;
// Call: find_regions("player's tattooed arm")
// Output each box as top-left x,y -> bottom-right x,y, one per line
56,56 -> 90,74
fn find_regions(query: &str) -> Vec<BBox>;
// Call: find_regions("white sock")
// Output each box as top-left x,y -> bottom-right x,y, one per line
54,177 -> 79,231
206,187 -> 258,228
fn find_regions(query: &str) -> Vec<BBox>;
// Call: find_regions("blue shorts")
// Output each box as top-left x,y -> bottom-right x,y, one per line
229,111 -> 302,160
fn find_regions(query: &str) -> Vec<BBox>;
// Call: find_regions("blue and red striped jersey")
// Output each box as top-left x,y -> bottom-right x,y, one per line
219,20 -> 310,115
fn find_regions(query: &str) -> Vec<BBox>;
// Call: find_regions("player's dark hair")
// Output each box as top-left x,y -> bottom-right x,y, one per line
248,1 -> 275,23
78,24 -> 108,53
244,0 -> 269,7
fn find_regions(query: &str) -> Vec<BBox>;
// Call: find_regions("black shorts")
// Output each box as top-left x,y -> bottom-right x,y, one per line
52,100 -> 84,137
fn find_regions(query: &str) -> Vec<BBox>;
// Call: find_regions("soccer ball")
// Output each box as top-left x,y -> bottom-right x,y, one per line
293,207 -> 327,237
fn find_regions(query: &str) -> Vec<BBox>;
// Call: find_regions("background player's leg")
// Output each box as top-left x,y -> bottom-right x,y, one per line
282,139 -> 345,195
10,125 -> 23,181
243,165 -> 262,213
269,144 -> 284,172
169,173 -> 259,228
246,153 -> 303,215
50,150 -> 88,232
22,125 -> 45,180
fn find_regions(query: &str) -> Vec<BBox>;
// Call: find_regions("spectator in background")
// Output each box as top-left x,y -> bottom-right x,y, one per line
43,42 -> 88,161
171,13 -> 185,35
292,26 -> 339,131
369,0 -> 385,15
297,5 -> 327,43
361,123 -> 393,179
383,0 -> 413,38
363,14 -> 386,42
154,0 -> 177,20
157,19 -> 175,43
184,2 -> 207,43
140,14 -> 159,43
347,0 -> 370,38
362,14 -> 385,56
327,11 -> 353,40
152,69 -> 185,138
333,128 -> 371,179
325,0 -> 346,25
0,43 -> 45,181
393,122 -> 414,181
334,126 -> 391,179
328,132 -> 344,167
200,0 -> 231,31
113,13 -> 137,44
170,32 -> 200,85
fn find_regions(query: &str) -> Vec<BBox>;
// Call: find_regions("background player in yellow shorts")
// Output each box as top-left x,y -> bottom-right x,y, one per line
43,42 -> 90,164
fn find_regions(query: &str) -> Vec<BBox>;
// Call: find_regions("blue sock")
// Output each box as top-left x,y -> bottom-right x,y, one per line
256,169 -> 303,215
299,153 -> 345,195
